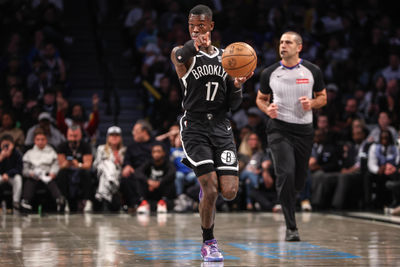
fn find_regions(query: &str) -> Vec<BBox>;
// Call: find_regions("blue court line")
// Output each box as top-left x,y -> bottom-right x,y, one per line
117,240 -> 360,261
228,242 -> 361,260
117,239 -> 239,260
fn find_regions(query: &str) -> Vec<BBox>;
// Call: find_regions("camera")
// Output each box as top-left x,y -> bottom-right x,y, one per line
66,155 -> 74,161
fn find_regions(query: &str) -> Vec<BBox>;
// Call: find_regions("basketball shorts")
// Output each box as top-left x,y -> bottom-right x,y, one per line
179,113 -> 238,177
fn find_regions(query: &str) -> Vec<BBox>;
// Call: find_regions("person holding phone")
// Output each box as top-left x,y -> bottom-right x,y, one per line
56,125 -> 93,212
0,135 -> 23,211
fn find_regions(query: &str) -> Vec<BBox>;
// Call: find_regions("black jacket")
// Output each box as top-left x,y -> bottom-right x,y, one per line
135,158 -> 176,187
123,138 -> 158,169
0,149 -> 23,177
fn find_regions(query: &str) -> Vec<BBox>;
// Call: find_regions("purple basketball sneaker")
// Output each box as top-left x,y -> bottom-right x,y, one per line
201,239 -> 223,262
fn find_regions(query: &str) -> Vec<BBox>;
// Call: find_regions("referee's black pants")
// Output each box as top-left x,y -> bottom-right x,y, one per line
267,119 -> 313,230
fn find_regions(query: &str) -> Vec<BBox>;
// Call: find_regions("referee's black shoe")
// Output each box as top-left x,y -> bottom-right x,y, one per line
285,229 -> 300,241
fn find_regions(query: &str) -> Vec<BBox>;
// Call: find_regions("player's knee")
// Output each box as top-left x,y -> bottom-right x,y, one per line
221,186 -> 238,201
202,185 -> 219,200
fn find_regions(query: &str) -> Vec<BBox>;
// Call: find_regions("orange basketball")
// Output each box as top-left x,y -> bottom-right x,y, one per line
221,42 -> 257,77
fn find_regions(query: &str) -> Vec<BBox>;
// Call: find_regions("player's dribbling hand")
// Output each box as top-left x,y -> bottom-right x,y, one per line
266,103 -> 278,118
193,31 -> 211,50
234,72 -> 254,88
299,96 -> 312,111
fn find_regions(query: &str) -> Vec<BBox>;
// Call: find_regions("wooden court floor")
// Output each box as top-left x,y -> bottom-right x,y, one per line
0,212 -> 399,266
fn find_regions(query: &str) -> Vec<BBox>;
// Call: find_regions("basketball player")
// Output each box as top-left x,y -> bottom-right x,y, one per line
171,4 -> 252,262
256,31 -> 327,241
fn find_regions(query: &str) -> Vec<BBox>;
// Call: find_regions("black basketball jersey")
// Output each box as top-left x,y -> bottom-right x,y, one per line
179,47 -> 229,113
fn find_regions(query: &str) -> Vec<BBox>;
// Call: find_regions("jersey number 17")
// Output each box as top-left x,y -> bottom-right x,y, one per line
206,82 -> 219,101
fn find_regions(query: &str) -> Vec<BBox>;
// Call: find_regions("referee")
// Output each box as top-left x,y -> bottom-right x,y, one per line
256,31 -> 327,241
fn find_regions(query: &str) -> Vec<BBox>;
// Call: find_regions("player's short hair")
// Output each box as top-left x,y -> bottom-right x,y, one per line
189,4 -> 213,20
283,31 -> 303,45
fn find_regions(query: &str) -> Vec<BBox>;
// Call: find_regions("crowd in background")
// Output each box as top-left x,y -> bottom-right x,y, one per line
1,0 -> 400,215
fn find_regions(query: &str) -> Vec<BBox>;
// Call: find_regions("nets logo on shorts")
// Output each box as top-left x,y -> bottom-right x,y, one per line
221,150 -> 236,165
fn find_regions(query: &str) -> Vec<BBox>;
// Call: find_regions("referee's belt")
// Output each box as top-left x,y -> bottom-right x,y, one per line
185,111 -> 227,121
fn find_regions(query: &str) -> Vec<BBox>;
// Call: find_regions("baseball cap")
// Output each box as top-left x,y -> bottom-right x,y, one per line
107,126 -> 122,135
38,112 -> 53,122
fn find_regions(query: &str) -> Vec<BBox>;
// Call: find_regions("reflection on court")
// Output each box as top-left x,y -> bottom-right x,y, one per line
0,212 -> 399,266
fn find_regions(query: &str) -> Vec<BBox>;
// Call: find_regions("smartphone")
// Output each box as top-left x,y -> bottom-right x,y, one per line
66,155 -> 74,161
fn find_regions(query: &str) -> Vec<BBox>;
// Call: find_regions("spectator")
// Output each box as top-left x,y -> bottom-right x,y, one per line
39,89 -> 58,117
331,126 -> 370,209
336,98 -> 364,131
42,42 -> 66,86
26,57 -> 51,101
56,125 -> 93,212
155,123 -> 179,150
20,127 -> 64,212
25,111 -> 65,148
9,89 -> 26,125
120,119 -> 157,212
135,143 -> 176,213
0,111 -> 24,152
238,132 -> 266,210
0,135 -> 22,210
93,126 -> 126,211
56,94 -> 99,145
385,169 -> 400,215
245,107 -> 267,148
381,53 -> 400,83
248,153 -> 279,212
365,130 -> 399,209
367,111 -> 398,144
310,129 -> 341,209
171,134 -> 197,212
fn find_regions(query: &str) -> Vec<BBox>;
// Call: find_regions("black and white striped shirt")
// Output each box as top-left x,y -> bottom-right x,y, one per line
259,59 -> 325,124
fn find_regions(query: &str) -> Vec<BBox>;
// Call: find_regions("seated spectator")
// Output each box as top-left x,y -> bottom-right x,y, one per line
367,111 -> 398,144
135,143 -> 176,213
365,130 -> 399,209
335,98 -> 364,133
171,134 -> 197,212
0,111 -> 24,152
247,151 -> 279,212
120,120 -> 157,212
310,129 -> 341,209
93,126 -> 126,211
25,111 -> 65,149
381,53 -> 400,83
39,89 -> 58,117
245,107 -> 267,148
385,169 -> 400,215
56,125 -> 93,212
155,123 -> 179,151
238,132 -> 265,210
42,42 -> 66,85
20,127 -> 64,212
26,57 -> 51,101
331,126 -> 370,209
56,94 -> 99,145
0,135 -> 22,210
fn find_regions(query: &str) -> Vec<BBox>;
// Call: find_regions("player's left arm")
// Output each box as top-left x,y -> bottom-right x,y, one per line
233,72 -> 254,88
227,72 -> 254,111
